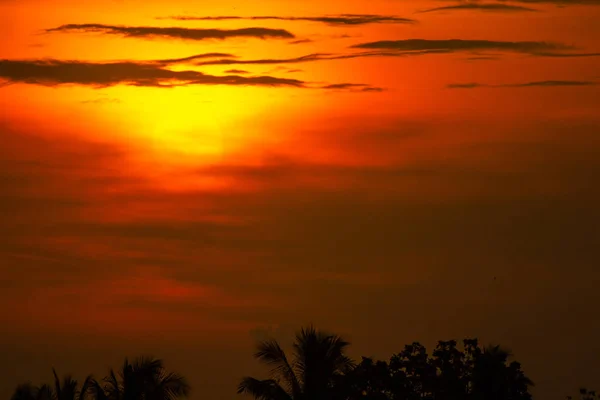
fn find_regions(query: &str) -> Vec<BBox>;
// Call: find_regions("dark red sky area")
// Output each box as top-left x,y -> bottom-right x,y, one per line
1,0 -> 599,399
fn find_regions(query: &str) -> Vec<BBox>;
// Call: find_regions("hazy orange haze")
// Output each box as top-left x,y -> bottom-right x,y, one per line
1,0 -> 599,399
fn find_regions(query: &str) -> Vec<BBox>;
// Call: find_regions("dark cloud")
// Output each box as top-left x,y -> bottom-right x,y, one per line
506,80 -> 598,86
465,56 -> 501,60
418,3 -> 538,12
323,83 -> 364,89
332,34 -> 356,39
432,0 -> 600,5
289,39 -> 314,44
361,86 -> 386,92
155,53 -> 236,65
160,14 -> 416,26
196,53 -> 342,66
194,51 -> 439,67
322,83 -> 386,92
224,69 -> 249,74
447,80 -> 598,88
0,59 -> 305,88
351,39 -> 570,54
447,82 -> 484,88
0,58 -> 378,90
190,40 -> 597,70
481,0 -> 600,5
193,48 -> 598,70
45,24 -> 295,41
532,51 -> 600,57
351,39 -> 600,58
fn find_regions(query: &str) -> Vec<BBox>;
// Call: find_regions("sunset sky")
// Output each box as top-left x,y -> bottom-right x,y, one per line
1,0 -> 599,398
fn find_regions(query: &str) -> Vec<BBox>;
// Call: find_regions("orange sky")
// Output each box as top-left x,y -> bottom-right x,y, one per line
1,0 -> 599,399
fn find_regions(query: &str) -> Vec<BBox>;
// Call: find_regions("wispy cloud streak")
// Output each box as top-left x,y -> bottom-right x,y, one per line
45,24 -> 295,41
191,41 -> 599,68
194,50 -> 450,66
351,39 -> 571,53
159,14 -> 416,25
418,3 -> 538,12
155,53 -> 236,65
447,80 -> 599,88
469,0 -> 600,5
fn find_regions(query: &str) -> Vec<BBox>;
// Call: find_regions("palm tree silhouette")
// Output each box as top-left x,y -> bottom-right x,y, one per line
13,371 -> 93,400
52,369 -> 93,400
89,357 -> 190,400
11,383 -> 53,400
238,325 -> 354,400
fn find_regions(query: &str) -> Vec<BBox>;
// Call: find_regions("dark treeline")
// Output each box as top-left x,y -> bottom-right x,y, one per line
9,326 -> 596,400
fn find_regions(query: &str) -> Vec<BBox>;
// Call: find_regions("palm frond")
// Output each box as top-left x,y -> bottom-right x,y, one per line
292,325 -> 353,397
11,383 -> 37,400
119,359 -> 130,383
103,369 -> 120,400
37,384 -> 54,400
154,371 -> 191,400
132,356 -> 163,376
87,380 -> 108,400
254,340 -> 301,398
237,377 -> 292,400
52,369 -> 62,400
78,375 -> 94,400
61,375 -> 78,400
325,335 -> 354,372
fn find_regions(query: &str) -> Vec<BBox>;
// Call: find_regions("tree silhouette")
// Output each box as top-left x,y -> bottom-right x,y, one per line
334,337 -> 533,400
52,369 -> 93,400
470,344 -> 533,400
11,383 -> 53,400
568,388 -> 599,400
238,325 -> 354,400
11,372 -> 92,400
431,340 -> 470,399
88,357 -> 190,400
4,331 -> 545,400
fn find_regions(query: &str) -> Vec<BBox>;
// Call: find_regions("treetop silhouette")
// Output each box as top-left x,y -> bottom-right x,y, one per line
13,326 -> 595,400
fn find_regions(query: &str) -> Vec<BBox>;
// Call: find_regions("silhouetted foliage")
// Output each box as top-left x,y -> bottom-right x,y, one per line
238,327 -> 534,400
11,383 -> 53,400
335,338 -> 533,400
11,357 -> 189,400
89,357 -> 190,400
567,388 -> 599,400
238,325 -> 354,400
52,370 -> 93,400
11,371 -> 93,400
6,326 -> 565,400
